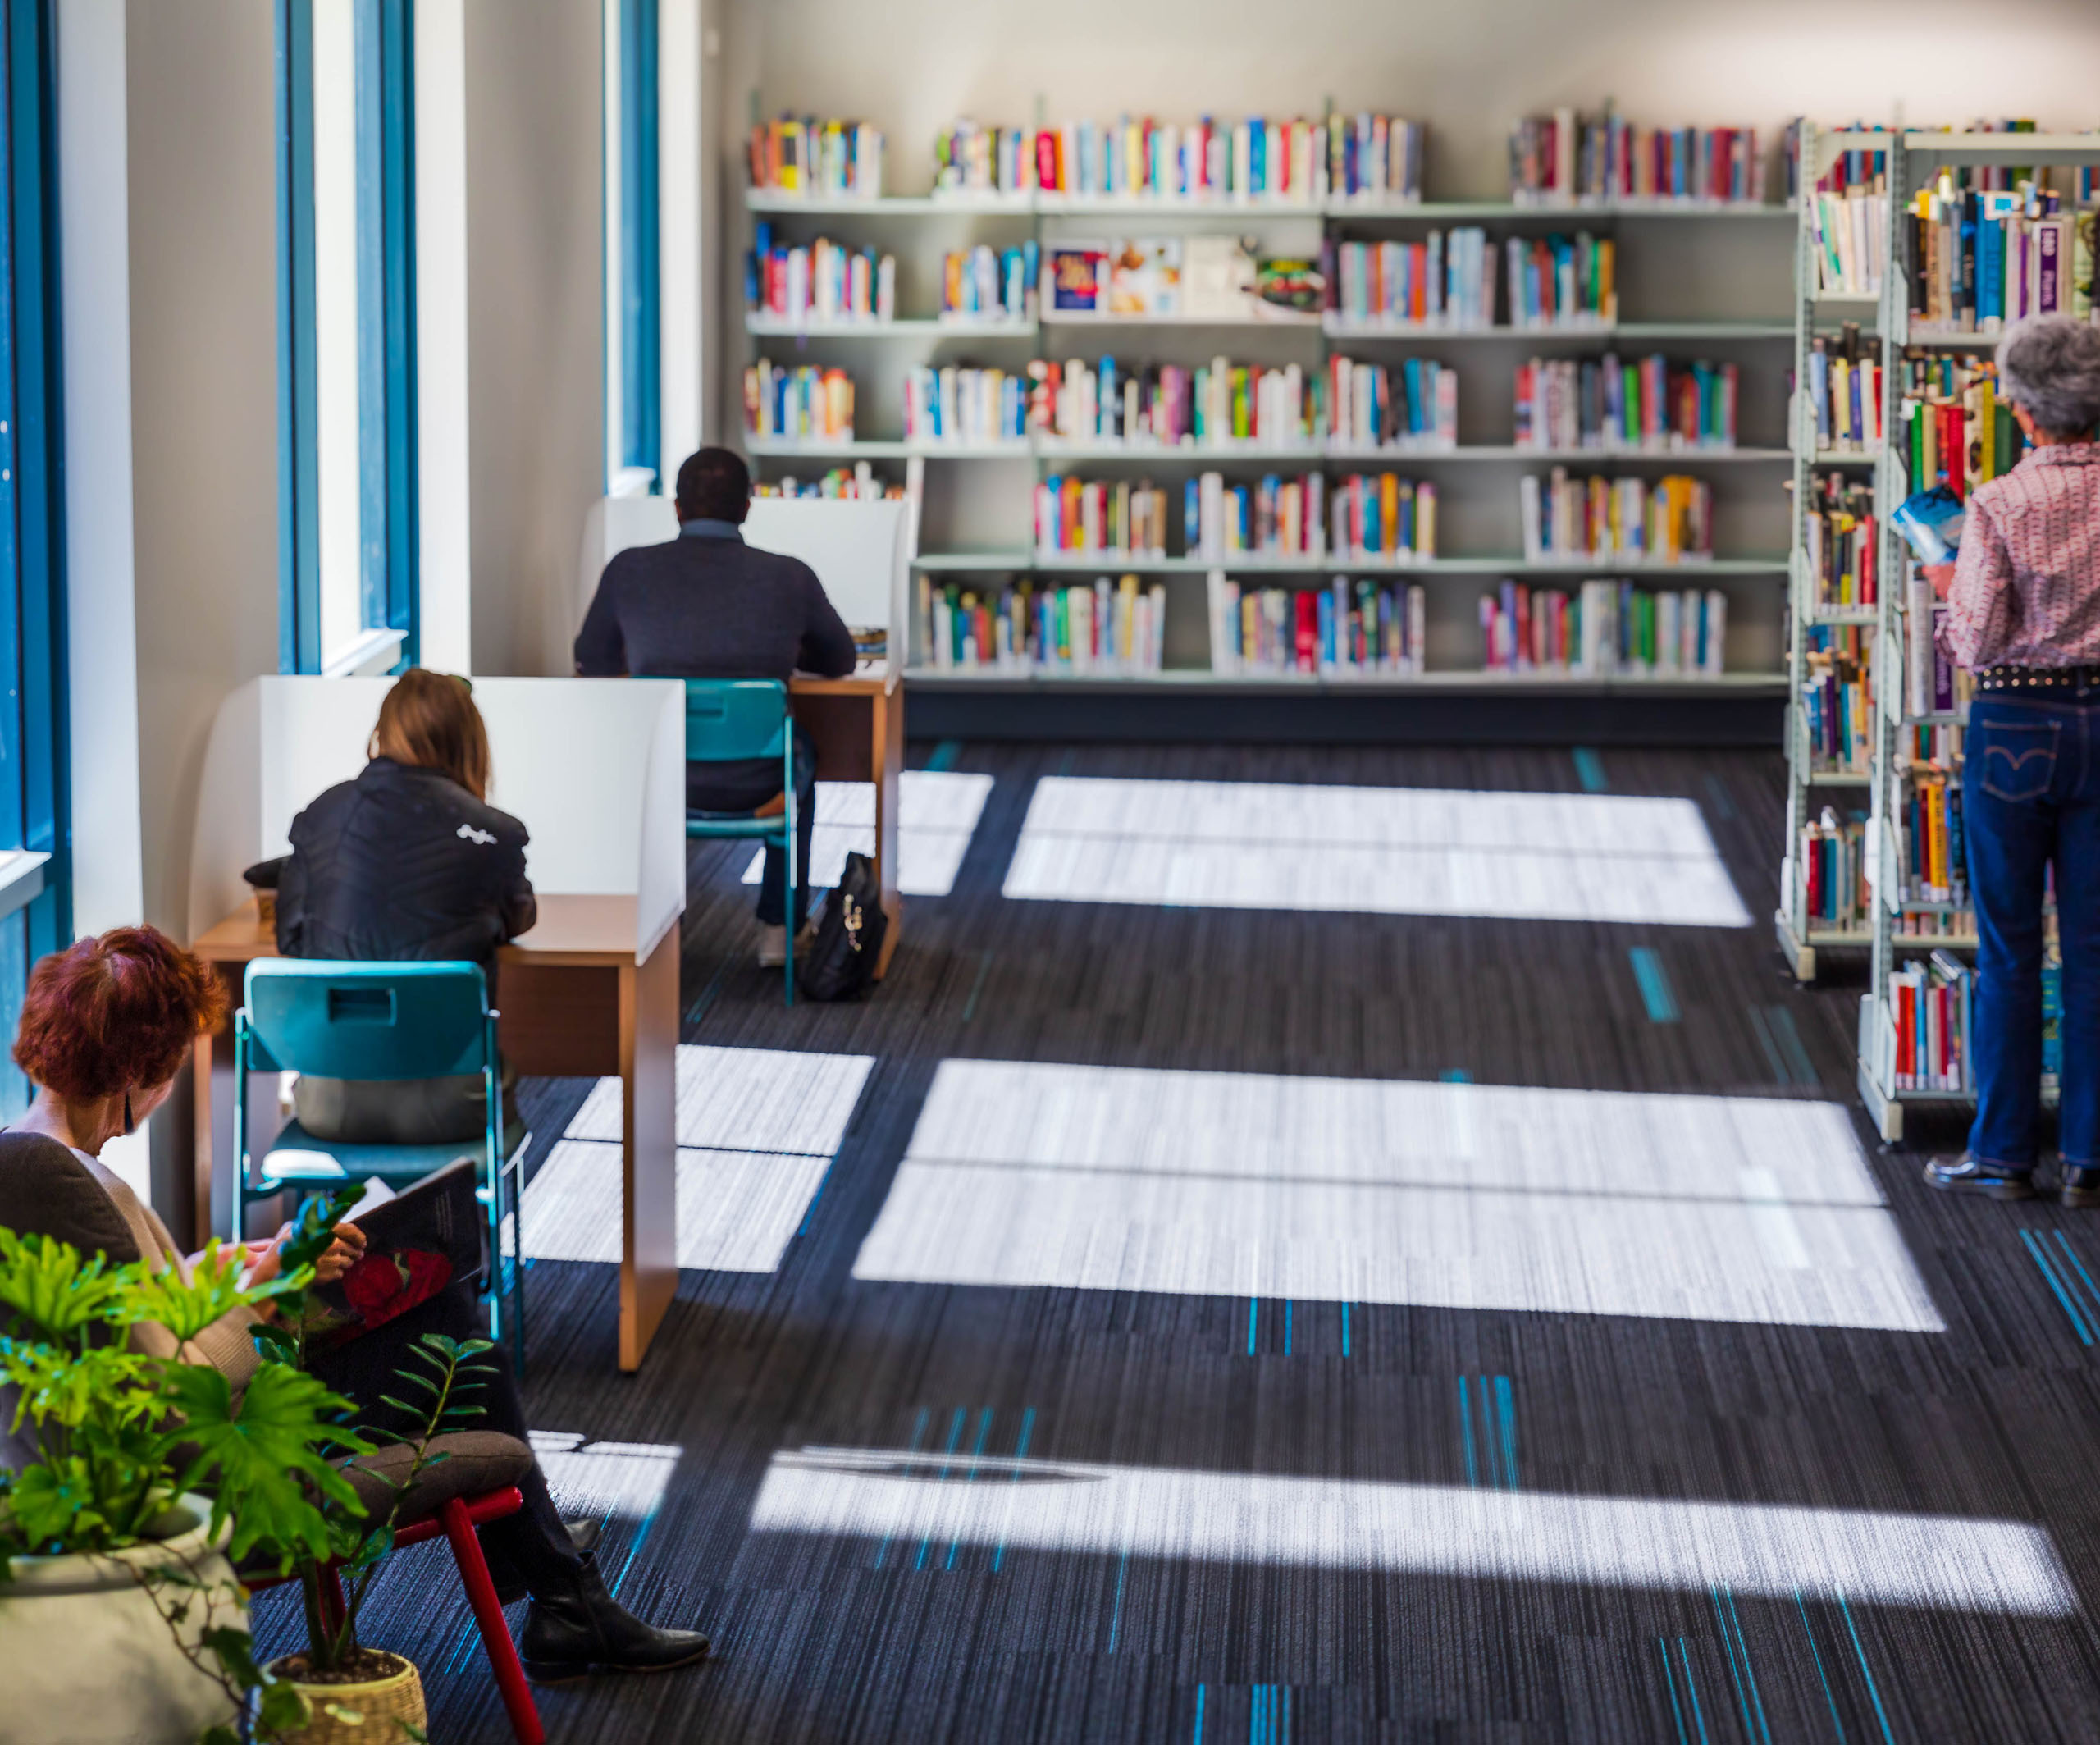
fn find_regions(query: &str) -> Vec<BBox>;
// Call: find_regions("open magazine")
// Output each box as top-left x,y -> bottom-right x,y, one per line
298,1158 -> 487,1350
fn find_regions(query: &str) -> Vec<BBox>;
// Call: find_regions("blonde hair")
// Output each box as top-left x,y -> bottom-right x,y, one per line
369,669 -> 491,802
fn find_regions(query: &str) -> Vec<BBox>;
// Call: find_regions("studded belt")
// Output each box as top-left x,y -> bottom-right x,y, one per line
1974,664 -> 2100,692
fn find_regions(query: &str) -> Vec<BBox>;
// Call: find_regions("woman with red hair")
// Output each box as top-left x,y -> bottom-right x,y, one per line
0,925 -> 710,1683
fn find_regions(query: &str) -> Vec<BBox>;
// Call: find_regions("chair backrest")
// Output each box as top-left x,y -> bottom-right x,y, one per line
243,960 -> 493,1080
684,678 -> 790,765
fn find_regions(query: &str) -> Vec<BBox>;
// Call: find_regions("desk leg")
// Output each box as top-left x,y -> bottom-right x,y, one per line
872,678 -> 904,980
619,930 -> 679,1371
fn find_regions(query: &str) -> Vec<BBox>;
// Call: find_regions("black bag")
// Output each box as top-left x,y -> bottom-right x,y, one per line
797,851 -> 887,1001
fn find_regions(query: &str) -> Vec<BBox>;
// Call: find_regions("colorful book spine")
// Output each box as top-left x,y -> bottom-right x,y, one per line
1479,578 -> 1726,675
1517,470 -> 1712,562
1326,475 -> 1436,562
1034,477 -> 1171,557
742,361 -> 855,442
939,244 -> 1039,320
1906,169 -> 2093,335
1805,326 -> 1883,452
1504,233 -> 1616,328
1514,354 -> 1737,450
1805,475 -> 1876,608
1509,107 -> 1766,206
1034,114 -> 1346,203
1207,572 -> 1427,675
1800,807 -> 1869,928
1029,357 -> 1327,449
757,464 -> 897,501
920,574 -> 1166,674
1888,952 -> 1972,1093
1900,351 -> 2029,499
902,367 -> 1028,445
933,121 -> 1037,196
747,116 -> 884,199
1324,115 -> 1427,205
1186,471 -> 1329,560
1801,624 -> 1872,774
746,226 -> 896,322
1326,357 -> 1458,450
1329,231 -> 1494,328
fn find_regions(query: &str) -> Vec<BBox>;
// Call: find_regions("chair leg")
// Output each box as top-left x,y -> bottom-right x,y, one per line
438,1497 -> 545,1745
504,1149 -> 527,1379
320,1566 -> 349,1642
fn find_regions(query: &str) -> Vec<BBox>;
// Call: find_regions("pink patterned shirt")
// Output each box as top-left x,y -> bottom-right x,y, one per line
1942,444 -> 2100,670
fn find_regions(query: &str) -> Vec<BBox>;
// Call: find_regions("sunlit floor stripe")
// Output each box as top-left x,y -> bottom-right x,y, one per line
1000,777 -> 1751,926
742,770 -> 994,897
528,1430 -> 680,1526
851,1060 -> 1943,1332
748,1447 -> 2075,1615
523,1044 -> 873,1270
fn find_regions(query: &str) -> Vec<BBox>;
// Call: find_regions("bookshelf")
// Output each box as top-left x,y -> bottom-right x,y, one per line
1847,130 -> 2100,1143
739,126 -> 1799,714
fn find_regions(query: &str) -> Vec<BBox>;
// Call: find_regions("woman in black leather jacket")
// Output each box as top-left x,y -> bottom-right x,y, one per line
275,669 -> 536,1147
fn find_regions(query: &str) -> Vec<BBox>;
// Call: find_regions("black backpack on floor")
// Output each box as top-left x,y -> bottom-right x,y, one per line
797,851 -> 887,1002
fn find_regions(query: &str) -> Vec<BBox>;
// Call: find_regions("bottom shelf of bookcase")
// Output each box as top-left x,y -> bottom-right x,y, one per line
905,668 -> 1785,695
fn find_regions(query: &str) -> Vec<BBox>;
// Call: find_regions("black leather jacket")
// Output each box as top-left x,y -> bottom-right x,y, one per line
275,758 -> 536,978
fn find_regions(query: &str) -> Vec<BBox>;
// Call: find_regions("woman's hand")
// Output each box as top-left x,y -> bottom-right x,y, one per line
1924,562 -> 1956,601
247,1219 -> 368,1289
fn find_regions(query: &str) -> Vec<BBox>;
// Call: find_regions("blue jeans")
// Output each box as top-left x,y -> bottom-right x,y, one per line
686,723 -> 818,930
1964,692 -> 2100,1169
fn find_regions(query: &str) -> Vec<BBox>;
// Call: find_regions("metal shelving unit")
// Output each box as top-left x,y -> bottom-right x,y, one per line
1850,130 -> 2100,1142
742,140 -> 1800,699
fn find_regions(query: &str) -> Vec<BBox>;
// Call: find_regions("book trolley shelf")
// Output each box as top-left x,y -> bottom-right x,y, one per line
738,124 -> 1800,720
1844,130 -> 2100,1144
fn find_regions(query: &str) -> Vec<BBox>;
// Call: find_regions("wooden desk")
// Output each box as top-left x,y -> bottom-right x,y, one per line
191,893 -> 678,1372
791,664 -> 903,977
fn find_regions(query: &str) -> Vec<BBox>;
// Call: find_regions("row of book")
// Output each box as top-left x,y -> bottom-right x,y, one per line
1029,471 -> 1445,564
747,116 -> 883,198
1809,188 -> 1888,297
746,229 -> 897,323
1805,476 -> 1876,608
1481,579 -> 1730,676
1207,575 -> 1430,675
1031,357 -> 1323,449
1518,470 -> 1714,562
919,575 -> 1168,674
1513,356 -> 1740,451
1897,771 -> 1966,906
1889,953 -> 1972,1092
941,245 -> 1037,322
1509,108 -> 1771,207
1906,183 -> 2098,332
1899,719 -> 1966,772
1032,477 -> 1172,558
756,464 -> 900,501
1901,353 -> 2029,497
1044,235 -> 1285,319
903,366 -> 1027,445
1331,357 -> 1459,451
1801,624 -> 1870,774
1806,327 -> 1883,451
1505,234 -> 1617,328
742,362 -> 854,443
932,121 -> 1034,199
1800,809 -> 1868,928
1329,232 -> 1496,329
1903,587 -> 1974,718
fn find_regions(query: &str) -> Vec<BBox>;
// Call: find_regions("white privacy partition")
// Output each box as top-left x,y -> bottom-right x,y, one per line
579,491 -> 911,652
188,674 -> 687,959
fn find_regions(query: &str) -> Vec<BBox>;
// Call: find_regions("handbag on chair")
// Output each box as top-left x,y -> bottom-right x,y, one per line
797,852 -> 887,1002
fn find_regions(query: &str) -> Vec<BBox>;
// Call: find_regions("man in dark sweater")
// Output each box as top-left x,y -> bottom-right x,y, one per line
576,448 -> 856,963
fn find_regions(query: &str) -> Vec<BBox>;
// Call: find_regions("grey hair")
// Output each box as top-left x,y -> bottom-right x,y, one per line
1996,316 -> 2100,436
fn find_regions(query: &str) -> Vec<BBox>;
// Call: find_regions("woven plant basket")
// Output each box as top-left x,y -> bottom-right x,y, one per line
267,1652 -> 427,1745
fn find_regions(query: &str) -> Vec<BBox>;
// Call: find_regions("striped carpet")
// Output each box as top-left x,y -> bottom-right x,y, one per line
254,741 -> 2100,1743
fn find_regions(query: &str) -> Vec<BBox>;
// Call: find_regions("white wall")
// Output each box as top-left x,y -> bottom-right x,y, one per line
721,0 -> 2100,201
465,0 -> 605,678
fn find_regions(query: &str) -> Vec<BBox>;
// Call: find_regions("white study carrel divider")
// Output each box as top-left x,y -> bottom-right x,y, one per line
188,675 -> 688,960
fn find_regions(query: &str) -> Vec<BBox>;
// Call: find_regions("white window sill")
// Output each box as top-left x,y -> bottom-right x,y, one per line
0,848 -> 51,924
321,626 -> 408,679
609,464 -> 656,499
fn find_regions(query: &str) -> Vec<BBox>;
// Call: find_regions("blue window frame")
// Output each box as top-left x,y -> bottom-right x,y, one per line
277,0 -> 418,676
617,0 -> 659,484
0,0 -> 66,1114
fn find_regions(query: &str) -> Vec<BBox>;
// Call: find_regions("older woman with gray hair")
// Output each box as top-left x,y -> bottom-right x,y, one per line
1927,314 -> 2100,1206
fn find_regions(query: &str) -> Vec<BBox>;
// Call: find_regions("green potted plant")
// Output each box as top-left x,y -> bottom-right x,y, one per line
0,1214 -> 352,1744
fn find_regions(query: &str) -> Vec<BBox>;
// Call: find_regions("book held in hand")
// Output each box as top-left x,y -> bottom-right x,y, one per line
298,1158 -> 487,1350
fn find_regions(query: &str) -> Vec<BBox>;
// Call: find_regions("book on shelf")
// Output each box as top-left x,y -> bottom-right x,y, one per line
1801,624 -> 1871,774
903,365 -> 1027,445
1505,232 -> 1616,329
1481,578 -> 1728,676
1806,324 -> 1882,451
1896,765 -> 1966,906
757,464 -> 899,501
920,574 -> 1166,674
1188,470 -> 1330,561
1517,469 -> 1713,562
746,226 -> 896,322
1807,133 -> 1890,297
1326,114 -> 1427,204
1800,806 -> 1868,928
1514,354 -> 1738,451
1906,167 -> 2098,335
1020,112 -> 1422,203
1109,239 -> 1184,314
1888,951 -> 1972,1093
1894,909 -> 1975,943
1328,231 -> 1495,329
1207,573 -> 1427,676
943,244 -> 1038,321
1805,474 -> 1876,609
748,116 -> 883,199
1902,574 -> 1974,716
1029,356 -> 1323,449
1034,476 -> 1172,557
1328,474 -> 1436,562
1509,107 -> 1768,206
743,361 -> 855,443
1900,352 -> 2029,495
1330,357 -> 1457,450
934,121 -> 1034,197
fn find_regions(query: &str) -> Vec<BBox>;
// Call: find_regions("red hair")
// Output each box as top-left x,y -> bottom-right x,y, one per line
13,925 -> 227,1101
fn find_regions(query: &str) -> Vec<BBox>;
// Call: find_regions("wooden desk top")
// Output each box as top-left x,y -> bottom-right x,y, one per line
194,893 -> 641,968
791,662 -> 897,698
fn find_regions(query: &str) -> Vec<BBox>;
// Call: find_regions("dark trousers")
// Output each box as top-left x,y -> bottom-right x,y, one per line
308,1286 -> 582,1599
1964,692 -> 2100,1168
294,1055 -> 526,1156
687,723 -> 818,929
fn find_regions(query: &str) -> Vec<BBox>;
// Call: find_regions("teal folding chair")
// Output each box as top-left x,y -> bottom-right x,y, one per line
684,677 -> 798,1005
231,959 -> 527,1373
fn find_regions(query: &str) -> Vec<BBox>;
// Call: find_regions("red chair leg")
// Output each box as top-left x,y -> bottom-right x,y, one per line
321,1568 -> 349,1641
437,1496 -> 546,1745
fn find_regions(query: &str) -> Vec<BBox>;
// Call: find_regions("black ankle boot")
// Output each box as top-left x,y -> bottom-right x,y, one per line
519,1553 -> 710,1682
490,1519 -> 606,1607
1924,1156 -> 2035,1199
2063,1166 -> 2100,1209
